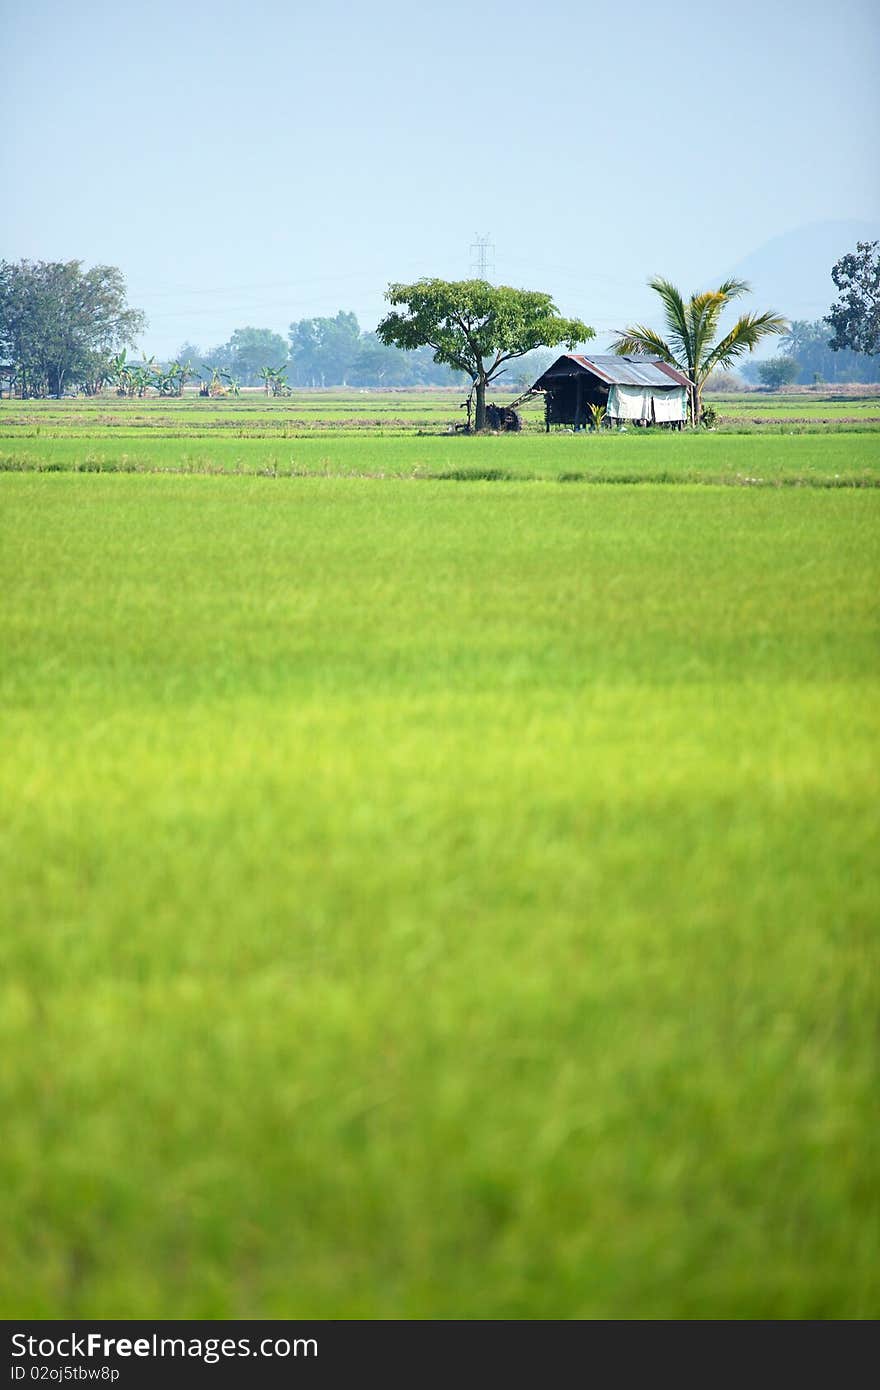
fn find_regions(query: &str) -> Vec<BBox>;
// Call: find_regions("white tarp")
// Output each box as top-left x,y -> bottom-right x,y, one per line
607,384 -> 651,419
607,384 -> 686,422
652,387 -> 687,422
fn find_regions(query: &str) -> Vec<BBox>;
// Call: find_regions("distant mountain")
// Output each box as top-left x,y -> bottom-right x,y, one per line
718,219 -> 880,326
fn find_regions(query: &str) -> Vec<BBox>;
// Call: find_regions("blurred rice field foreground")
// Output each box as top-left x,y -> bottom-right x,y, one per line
0,405 -> 878,1317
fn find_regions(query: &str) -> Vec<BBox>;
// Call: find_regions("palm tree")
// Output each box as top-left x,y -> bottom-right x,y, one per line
612,278 -> 788,426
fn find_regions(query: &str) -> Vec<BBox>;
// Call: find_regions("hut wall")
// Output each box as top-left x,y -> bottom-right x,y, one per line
545,376 -> 608,426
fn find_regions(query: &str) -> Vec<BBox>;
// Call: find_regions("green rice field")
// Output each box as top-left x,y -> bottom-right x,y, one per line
2,386 -> 879,439
1,394 -> 878,1318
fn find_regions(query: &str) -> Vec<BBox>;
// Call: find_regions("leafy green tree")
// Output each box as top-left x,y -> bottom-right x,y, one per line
612,277 -> 787,426
826,241 -> 880,356
176,340 -> 203,363
223,327 -> 287,386
347,332 -> 414,387
406,344 -> 463,386
204,341 -> 233,373
0,259 -> 145,398
757,357 -> 800,390
288,311 -> 361,386
377,279 -> 592,431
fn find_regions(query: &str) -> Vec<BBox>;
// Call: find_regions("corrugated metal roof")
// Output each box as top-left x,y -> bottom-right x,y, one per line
651,361 -> 691,388
567,354 -> 689,388
538,354 -> 691,389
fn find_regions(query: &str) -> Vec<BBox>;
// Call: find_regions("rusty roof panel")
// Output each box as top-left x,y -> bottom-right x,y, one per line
568,353 -> 614,382
653,360 -> 692,388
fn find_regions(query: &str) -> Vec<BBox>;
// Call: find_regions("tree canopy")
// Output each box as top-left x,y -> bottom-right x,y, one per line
612,278 -> 787,425
826,241 -> 880,357
377,279 -> 592,430
224,326 -> 288,386
756,357 -> 800,390
347,331 -> 418,387
0,260 -> 145,397
288,311 -> 361,387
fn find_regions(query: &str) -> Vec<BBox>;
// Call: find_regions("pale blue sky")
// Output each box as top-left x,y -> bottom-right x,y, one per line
3,0 -> 879,356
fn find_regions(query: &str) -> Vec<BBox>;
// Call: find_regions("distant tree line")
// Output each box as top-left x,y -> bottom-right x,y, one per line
179,313 -> 468,390
3,243 -> 877,399
0,265 -> 468,398
741,243 -> 880,388
739,319 -> 880,387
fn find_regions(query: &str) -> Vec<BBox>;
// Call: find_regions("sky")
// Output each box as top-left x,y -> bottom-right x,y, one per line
3,0 -> 879,358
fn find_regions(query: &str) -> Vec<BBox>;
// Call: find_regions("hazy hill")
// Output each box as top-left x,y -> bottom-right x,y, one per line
718,219 -> 880,326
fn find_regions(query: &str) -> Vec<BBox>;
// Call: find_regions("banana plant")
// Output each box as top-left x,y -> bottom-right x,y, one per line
199,365 -> 232,397
124,355 -> 156,398
154,360 -> 194,397
259,364 -> 290,397
110,349 -> 133,397
171,359 -> 194,396
153,366 -> 176,396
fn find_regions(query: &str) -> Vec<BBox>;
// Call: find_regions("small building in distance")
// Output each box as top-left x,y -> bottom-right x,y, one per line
530,353 -> 690,429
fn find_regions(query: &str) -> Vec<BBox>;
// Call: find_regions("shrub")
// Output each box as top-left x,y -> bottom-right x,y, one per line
757,358 -> 800,390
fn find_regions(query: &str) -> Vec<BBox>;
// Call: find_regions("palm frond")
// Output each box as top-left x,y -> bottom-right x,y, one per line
714,278 -> 751,300
701,310 -> 789,377
692,282 -> 752,365
687,290 -> 727,372
610,326 -> 677,363
647,277 -> 690,361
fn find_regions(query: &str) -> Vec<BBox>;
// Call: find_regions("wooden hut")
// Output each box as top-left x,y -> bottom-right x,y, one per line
530,353 -> 690,429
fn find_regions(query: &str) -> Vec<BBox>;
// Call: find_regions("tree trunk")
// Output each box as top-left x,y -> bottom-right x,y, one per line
474,376 -> 487,432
